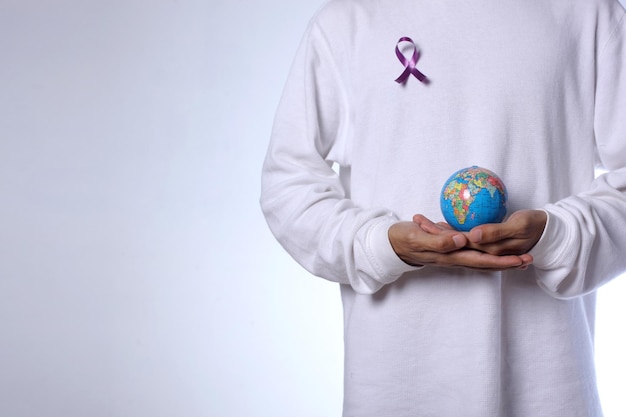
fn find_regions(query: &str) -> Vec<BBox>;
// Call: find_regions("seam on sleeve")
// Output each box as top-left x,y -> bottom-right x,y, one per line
311,20 -> 353,165
599,8 -> 626,59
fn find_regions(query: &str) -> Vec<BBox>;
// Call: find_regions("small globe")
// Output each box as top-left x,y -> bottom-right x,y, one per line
440,166 -> 508,232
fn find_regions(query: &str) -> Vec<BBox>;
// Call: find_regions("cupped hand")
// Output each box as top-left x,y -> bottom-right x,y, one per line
464,209 -> 547,256
388,214 -> 533,270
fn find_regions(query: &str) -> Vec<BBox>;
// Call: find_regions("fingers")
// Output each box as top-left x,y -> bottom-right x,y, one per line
468,222 -> 513,244
389,221 -> 465,267
428,249 -> 528,270
395,214 -> 537,270
412,215 -> 467,250
469,210 -> 547,243
414,220 -> 455,234
436,222 -> 455,231
405,213 -> 537,270
517,254 -> 534,270
466,210 -> 547,256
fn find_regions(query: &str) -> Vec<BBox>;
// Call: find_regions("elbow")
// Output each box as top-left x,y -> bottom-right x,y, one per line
535,268 -> 597,300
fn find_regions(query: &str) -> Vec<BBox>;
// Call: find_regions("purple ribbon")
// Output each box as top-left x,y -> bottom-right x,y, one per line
394,37 -> 428,84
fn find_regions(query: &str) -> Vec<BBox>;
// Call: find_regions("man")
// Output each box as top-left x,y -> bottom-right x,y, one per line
261,0 -> 626,415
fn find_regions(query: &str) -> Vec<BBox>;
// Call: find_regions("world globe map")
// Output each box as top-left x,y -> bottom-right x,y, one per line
440,166 -> 508,231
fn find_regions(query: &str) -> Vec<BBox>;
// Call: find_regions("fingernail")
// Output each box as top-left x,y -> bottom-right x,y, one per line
453,235 -> 465,248
470,229 -> 482,243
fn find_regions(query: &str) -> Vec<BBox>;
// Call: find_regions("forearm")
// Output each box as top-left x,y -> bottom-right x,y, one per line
260,146 -> 418,293
530,171 -> 626,298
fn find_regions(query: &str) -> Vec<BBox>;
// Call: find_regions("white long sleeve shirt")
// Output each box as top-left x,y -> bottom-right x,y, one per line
261,0 -> 626,415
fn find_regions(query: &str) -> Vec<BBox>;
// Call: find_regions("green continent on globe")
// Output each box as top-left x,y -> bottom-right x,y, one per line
442,167 -> 506,225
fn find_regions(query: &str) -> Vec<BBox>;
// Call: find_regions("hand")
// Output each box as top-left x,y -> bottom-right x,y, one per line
464,209 -> 547,256
388,214 -> 533,270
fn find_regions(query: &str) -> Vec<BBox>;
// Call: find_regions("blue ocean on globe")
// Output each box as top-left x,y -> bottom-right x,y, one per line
440,166 -> 508,232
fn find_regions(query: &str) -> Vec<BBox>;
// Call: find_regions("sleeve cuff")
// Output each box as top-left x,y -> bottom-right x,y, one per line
365,216 -> 423,284
528,206 -> 580,294
529,207 -> 578,269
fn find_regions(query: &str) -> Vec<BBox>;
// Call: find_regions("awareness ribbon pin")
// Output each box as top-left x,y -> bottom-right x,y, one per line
394,37 -> 428,84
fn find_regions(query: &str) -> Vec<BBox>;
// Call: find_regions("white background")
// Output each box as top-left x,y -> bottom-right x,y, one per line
0,1 -> 624,416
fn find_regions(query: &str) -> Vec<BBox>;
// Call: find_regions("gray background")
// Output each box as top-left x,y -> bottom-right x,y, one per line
0,1 -> 624,416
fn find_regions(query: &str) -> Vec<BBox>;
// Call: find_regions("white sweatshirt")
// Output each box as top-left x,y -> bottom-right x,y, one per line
261,0 -> 626,415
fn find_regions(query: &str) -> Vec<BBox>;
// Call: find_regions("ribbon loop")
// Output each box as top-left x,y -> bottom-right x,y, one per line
395,37 -> 428,84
